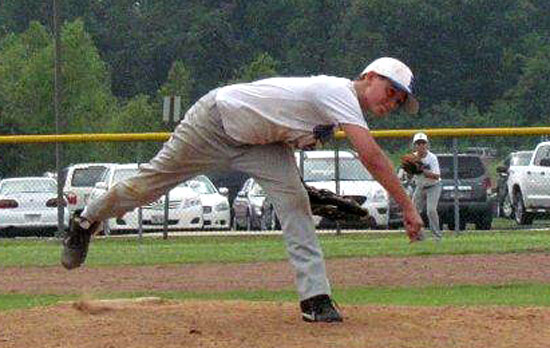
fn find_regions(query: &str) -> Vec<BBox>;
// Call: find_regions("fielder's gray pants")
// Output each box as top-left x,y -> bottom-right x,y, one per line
413,184 -> 442,239
82,89 -> 331,300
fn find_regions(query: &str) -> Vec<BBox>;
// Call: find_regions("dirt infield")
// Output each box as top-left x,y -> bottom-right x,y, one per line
2,253 -> 550,347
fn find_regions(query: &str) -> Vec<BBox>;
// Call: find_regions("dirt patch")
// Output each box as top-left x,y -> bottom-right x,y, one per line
2,253 -> 550,295
1,300 -> 550,348
1,253 -> 550,347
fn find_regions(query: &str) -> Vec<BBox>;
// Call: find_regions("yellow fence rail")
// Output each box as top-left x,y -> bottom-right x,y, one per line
1,127 -> 550,144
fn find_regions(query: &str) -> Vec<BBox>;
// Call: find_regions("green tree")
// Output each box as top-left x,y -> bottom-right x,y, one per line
158,60 -> 194,109
103,94 -> 164,163
228,52 -> 279,84
506,44 -> 550,126
0,20 -> 118,175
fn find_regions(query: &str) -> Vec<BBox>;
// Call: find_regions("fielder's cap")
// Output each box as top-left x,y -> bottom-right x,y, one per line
361,57 -> 419,115
412,132 -> 428,144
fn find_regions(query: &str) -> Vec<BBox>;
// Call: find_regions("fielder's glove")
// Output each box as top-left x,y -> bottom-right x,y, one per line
304,183 -> 377,227
400,153 -> 425,175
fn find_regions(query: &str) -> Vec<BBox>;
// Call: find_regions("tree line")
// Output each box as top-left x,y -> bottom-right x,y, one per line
1,0 -> 549,176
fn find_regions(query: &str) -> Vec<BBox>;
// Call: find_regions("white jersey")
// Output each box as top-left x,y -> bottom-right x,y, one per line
215,75 -> 368,148
414,151 -> 441,187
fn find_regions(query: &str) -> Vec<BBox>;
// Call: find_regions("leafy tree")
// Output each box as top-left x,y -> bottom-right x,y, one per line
1,0 -> 550,140
0,20 -> 118,174
228,52 -> 279,84
102,94 -> 164,163
506,44 -> 550,126
158,60 -> 194,109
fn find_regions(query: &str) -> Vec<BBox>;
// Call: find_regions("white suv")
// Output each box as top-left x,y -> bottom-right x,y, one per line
60,163 -> 113,216
504,142 -> 550,225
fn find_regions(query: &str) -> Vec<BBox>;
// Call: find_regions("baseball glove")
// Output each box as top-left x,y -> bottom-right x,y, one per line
400,153 -> 425,175
304,183 -> 377,227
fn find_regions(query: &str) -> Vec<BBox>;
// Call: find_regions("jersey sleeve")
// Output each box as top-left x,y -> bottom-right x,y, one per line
311,80 -> 369,130
429,153 -> 440,175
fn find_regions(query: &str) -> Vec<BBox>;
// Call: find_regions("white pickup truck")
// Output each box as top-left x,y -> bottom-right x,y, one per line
505,141 -> 550,225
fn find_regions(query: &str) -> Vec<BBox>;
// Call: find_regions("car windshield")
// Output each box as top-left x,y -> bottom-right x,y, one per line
112,168 -> 138,184
0,179 -> 56,194
438,156 -> 485,179
71,166 -> 109,187
511,152 -> 533,166
302,158 -> 373,182
182,176 -> 217,194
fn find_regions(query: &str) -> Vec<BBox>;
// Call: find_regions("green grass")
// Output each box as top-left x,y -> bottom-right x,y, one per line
0,293 -> 68,311
2,283 -> 550,311
3,229 -> 550,312
1,229 -> 550,267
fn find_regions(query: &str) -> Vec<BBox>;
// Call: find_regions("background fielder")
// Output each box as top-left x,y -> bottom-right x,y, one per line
410,132 -> 442,240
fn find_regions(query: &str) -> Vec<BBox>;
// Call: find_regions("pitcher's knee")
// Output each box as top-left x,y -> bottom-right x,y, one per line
113,180 -> 156,205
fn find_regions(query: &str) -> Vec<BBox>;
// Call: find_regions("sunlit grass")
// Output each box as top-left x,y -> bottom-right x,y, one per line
3,283 -> 550,311
1,229 -> 549,267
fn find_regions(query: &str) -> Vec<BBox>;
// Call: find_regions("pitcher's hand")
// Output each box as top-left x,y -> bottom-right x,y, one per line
403,206 -> 424,242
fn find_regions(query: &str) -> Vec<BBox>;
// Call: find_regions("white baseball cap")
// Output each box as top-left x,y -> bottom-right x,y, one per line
412,132 -> 428,144
361,57 -> 419,114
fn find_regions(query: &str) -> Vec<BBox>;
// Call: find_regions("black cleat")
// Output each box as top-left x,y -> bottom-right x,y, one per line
300,294 -> 343,323
61,216 -> 99,270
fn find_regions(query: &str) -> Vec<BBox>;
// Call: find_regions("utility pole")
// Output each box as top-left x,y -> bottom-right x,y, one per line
53,0 -> 65,236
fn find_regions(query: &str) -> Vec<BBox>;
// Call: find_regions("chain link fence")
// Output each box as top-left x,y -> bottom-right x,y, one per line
1,131 -> 550,238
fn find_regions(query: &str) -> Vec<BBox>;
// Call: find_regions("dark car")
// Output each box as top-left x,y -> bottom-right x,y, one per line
495,151 -> 533,218
206,170 -> 250,207
231,178 -> 267,230
436,154 -> 495,230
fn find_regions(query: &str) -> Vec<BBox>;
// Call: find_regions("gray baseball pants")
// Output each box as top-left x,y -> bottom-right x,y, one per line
82,89 -> 331,300
413,183 -> 442,239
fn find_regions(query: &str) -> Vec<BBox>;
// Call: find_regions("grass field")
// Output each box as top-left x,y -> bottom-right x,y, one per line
1,228 -> 550,312
1,228 -> 549,267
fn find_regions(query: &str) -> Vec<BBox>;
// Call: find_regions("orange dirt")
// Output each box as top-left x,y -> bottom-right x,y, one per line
1,253 -> 550,347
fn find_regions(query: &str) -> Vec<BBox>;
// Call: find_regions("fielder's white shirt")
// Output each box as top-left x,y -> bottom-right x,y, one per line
215,75 -> 368,148
414,151 -> 441,187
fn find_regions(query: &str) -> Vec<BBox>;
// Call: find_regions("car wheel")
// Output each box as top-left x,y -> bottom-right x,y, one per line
495,197 -> 502,218
502,192 -> 514,219
514,190 -> 534,225
245,211 -> 252,231
475,212 -> 492,230
103,220 -> 111,236
261,205 -> 280,230
231,215 -> 240,231
260,207 -> 272,231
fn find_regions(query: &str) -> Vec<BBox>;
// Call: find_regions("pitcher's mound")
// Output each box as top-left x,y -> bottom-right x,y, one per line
1,300 -> 550,347
72,296 -> 164,314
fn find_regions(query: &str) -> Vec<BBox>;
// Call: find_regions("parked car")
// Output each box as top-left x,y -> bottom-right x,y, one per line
502,142 -> 550,225
261,150 -> 390,230
436,154 -> 494,230
232,178 -> 267,230
87,163 -> 203,233
465,147 -> 497,158
184,175 -> 231,230
495,151 -> 533,218
60,163 -> 113,216
0,177 -> 69,236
